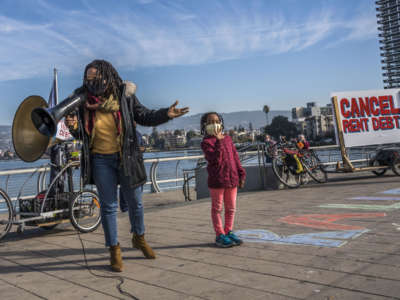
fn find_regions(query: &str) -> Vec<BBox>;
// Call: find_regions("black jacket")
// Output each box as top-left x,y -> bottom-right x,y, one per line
69,81 -> 170,187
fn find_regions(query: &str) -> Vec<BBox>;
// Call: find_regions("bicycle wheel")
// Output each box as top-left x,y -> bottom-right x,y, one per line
302,152 -> 328,183
272,154 -> 301,188
392,158 -> 400,176
0,189 -> 13,240
370,159 -> 387,176
70,190 -> 101,233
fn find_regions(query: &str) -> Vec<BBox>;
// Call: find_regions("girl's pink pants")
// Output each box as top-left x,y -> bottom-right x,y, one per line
209,187 -> 237,236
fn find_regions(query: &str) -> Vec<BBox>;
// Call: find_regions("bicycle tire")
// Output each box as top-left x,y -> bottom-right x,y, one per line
302,152 -> 328,183
70,190 -> 101,233
370,159 -> 387,176
0,189 -> 13,241
272,154 -> 301,188
392,158 -> 400,176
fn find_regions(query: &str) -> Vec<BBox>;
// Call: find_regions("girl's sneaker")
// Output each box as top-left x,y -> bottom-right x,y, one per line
226,231 -> 243,246
215,234 -> 234,248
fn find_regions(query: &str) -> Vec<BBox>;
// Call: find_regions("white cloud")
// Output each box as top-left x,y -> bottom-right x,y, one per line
0,1 -> 377,81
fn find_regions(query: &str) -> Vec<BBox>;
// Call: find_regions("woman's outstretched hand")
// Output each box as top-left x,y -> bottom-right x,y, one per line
168,100 -> 189,119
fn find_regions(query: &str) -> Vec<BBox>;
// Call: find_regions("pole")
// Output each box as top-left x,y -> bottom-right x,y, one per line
54,68 -> 59,105
331,96 -> 353,171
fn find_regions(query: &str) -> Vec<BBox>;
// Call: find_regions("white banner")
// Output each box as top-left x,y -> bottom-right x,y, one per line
331,88 -> 400,147
55,119 -> 73,141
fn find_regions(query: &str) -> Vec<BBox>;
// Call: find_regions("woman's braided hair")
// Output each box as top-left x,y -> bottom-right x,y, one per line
83,59 -> 123,98
200,112 -> 224,135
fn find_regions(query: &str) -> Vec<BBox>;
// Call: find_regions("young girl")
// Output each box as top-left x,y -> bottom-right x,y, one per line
200,112 -> 246,248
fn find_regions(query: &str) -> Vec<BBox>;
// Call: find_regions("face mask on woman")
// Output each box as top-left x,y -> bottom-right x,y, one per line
205,123 -> 222,135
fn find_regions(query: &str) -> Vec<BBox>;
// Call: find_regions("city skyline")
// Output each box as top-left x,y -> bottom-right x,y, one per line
0,0 -> 382,125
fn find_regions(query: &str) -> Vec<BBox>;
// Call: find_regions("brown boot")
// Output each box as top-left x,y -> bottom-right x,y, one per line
132,233 -> 156,259
109,243 -> 123,272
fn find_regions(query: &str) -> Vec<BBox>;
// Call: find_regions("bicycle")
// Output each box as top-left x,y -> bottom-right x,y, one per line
0,141 -> 101,241
369,146 -> 400,176
270,140 -> 327,188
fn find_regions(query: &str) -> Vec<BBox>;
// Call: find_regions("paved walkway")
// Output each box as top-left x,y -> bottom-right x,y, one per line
1,172 -> 400,299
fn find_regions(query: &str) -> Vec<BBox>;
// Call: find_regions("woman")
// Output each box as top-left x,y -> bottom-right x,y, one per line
66,59 -> 188,272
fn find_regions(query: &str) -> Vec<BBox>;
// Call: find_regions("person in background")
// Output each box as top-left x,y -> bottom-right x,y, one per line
297,134 -> 310,150
200,112 -> 246,248
264,134 -> 277,163
48,112 -> 76,196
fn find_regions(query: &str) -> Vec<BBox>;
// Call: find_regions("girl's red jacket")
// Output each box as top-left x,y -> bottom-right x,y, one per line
201,135 -> 246,188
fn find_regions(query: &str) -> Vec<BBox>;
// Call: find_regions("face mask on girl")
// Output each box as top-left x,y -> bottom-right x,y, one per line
205,123 -> 222,135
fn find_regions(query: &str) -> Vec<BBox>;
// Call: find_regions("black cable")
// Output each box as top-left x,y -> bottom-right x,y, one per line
75,229 -> 140,300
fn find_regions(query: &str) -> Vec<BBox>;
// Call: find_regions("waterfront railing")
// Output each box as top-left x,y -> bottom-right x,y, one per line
0,144 -> 382,204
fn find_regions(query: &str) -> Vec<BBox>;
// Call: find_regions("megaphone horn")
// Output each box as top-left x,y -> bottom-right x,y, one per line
12,93 -> 84,162
31,93 -> 84,137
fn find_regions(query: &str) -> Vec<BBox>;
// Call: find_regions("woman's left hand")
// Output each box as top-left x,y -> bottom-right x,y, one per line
168,100 -> 189,119
239,179 -> 245,189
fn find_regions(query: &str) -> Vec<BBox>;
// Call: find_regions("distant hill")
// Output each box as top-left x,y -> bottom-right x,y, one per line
137,110 -> 291,134
0,110 -> 291,143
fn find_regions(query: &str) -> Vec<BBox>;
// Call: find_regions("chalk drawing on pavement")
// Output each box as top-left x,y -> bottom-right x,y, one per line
278,213 -> 385,230
234,229 -> 369,248
381,188 -> 400,195
319,203 -> 400,211
348,196 -> 400,201
392,223 -> 400,231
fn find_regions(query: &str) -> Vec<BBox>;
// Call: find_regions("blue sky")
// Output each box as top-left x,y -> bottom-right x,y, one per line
0,0 -> 381,125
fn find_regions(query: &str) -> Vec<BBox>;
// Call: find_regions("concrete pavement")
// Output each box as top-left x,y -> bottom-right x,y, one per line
1,172 -> 400,299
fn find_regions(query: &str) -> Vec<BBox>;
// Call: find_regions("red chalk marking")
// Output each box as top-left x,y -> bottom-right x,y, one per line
279,213 -> 385,230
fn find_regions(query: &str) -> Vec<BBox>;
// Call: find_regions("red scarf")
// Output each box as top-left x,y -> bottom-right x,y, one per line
84,93 -> 122,136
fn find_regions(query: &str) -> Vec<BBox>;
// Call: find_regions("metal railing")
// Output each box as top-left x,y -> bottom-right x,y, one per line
0,144 -> 385,202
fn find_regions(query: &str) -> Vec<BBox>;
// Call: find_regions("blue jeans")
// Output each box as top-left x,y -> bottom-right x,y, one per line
92,153 -> 145,247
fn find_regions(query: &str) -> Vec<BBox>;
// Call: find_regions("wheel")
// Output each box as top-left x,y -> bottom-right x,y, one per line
302,151 -> 328,183
70,190 -> 101,233
272,154 -> 301,188
392,158 -> 400,176
0,189 -> 13,241
370,159 -> 387,176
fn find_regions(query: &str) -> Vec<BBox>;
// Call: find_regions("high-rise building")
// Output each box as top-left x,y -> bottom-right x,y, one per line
376,0 -> 400,88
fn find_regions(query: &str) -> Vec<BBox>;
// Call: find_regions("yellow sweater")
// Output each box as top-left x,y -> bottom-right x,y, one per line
91,111 -> 120,154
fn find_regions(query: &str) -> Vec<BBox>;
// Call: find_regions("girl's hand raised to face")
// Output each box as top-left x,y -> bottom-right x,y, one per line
214,131 -> 224,140
213,125 -> 224,140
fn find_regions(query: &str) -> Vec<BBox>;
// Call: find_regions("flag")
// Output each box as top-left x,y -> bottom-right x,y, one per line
48,68 -> 72,140
48,68 -> 58,108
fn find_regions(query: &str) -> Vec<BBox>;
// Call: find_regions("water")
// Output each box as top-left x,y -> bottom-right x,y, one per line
0,146 -> 377,212
0,149 -> 203,211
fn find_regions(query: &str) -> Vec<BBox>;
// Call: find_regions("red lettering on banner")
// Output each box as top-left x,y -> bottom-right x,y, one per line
342,118 -> 369,133
350,98 -> 360,117
358,97 -> 370,117
340,98 -> 350,118
394,116 -> 400,128
372,116 -> 395,130
379,96 -> 390,115
388,95 -> 400,114
279,213 -> 385,231
370,96 -> 379,116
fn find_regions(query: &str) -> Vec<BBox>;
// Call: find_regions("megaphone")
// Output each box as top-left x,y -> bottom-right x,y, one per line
12,93 -> 84,162
31,94 -> 83,137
